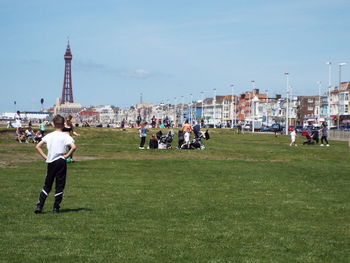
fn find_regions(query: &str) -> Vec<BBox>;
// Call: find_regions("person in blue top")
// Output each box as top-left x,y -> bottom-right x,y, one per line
138,122 -> 149,149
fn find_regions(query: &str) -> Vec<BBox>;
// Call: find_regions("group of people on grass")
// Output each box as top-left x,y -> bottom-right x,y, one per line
138,120 -> 209,150
290,121 -> 330,147
13,112 -> 80,162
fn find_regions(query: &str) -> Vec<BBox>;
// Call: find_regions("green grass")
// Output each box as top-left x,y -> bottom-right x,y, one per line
0,128 -> 349,263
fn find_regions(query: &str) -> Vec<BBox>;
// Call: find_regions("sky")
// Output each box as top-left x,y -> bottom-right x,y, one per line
1,0 -> 350,112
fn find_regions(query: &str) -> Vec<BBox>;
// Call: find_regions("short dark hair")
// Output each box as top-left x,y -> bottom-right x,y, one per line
53,115 -> 65,129
17,111 -> 20,114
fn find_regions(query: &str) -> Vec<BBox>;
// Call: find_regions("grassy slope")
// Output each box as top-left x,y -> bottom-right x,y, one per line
0,128 -> 349,263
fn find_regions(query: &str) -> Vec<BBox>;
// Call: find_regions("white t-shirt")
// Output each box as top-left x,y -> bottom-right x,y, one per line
42,131 -> 74,163
14,113 -> 22,128
290,131 -> 296,141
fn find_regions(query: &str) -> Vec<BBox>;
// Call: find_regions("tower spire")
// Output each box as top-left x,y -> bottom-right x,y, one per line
61,41 -> 74,104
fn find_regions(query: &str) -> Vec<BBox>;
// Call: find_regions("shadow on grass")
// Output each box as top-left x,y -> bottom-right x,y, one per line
59,208 -> 92,213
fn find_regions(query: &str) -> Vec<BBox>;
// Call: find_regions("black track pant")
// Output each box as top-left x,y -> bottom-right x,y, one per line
321,136 -> 329,144
140,136 -> 146,147
37,158 -> 67,209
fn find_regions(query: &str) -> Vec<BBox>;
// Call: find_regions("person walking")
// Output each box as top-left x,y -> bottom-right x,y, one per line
138,122 -> 149,149
34,115 -> 77,214
320,121 -> 330,146
290,128 -> 297,146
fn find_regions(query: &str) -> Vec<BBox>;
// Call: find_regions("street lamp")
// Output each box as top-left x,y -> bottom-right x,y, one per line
265,90 -> 269,126
213,88 -> 217,128
200,91 -> 204,120
181,95 -> 184,125
284,72 -> 290,135
189,93 -> 193,125
230,84 -> 234,128
326,62 -> 332,127
174,97 -> 177,126
252,96 -> 259,133
338,62 -> 347,128
250,80 -> 255,123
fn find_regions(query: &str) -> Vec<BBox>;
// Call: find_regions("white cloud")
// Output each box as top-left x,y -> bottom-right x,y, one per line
121,69 -> 151,79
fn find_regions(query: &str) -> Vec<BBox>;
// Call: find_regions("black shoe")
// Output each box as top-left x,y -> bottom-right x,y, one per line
34,205 -> 42,214
53,208 -> 60,214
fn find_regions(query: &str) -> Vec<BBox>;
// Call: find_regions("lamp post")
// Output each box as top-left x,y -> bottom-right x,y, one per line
200,91 -> 204,120
181,95 -> 184,125
326,62 -> 332,127
251,80 -> 255,123
284,72 -> 290,135
252,96 -> 259,133
40,98 -> 44,111
174,97 -> 177,127
213,88 -> 217,128
189,93 -> 193,125
265,90 -> 269,126
338,62 -> 347,128
230,84 -> 234,128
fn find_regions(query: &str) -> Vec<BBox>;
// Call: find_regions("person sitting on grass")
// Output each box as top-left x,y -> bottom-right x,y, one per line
25,126 -> 35,143
34,115 -> 76,214
34,130 -> 43,143
16,127 -> 26,143
149,134 -> 158,149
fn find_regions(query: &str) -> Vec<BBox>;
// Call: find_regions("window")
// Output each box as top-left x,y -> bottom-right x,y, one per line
345,93 -> 349,101
308,99 -> 314,103
308,106 -> 313,111
345,104 -> 349,113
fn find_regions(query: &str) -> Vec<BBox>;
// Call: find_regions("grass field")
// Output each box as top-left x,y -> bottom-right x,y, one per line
0,128 -> 349,263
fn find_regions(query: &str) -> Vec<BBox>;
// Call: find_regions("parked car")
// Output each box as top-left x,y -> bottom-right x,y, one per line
243,124 -> 251,131
204,124 -> 214,128
261,125 -> 271,132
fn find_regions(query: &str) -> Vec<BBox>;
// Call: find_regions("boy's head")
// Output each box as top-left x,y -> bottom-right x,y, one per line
53,115 -> 65,129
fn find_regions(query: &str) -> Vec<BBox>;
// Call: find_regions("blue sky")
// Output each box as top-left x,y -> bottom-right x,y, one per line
1,0 -> 350,112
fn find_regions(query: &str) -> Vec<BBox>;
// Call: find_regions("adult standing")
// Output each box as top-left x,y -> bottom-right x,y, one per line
136,115 -> 142,127
14,111 -> 22,131
151,116 -> 157,128
39,120 -> 46,136
320,121 -> 330,147
62,115 -> 80,162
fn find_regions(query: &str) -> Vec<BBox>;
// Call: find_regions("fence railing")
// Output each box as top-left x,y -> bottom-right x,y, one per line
329,130 -> 350,141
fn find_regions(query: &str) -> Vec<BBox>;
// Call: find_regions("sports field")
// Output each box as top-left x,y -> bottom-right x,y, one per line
0,128 -> 349,263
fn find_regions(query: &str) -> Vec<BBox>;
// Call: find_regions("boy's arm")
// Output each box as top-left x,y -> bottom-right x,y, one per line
64,143 -> 77,159
35,141 -> 47,160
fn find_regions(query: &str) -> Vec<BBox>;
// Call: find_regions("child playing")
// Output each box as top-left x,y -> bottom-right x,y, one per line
290,129 -> 297,146
34,115 -> 77,214
138,122 -> 149,149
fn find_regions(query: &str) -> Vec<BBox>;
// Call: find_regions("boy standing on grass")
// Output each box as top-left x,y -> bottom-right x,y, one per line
34,115 -> 76,214
138,121 -> 149,149
290,128 -> 297,146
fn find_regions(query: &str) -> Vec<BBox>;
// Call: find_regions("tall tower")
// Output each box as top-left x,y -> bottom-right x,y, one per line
61,41 -> 74,104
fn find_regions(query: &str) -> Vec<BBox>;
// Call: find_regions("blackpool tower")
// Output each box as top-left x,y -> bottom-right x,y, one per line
61,41 -> 74,104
